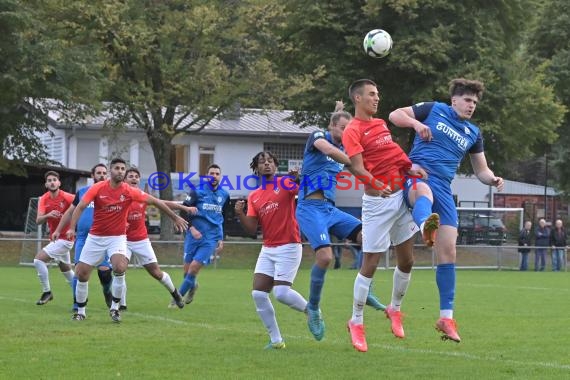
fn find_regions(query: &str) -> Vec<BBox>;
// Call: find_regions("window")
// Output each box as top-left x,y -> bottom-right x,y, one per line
262,143 -> 305,161
171,145 -> 188,172
199,146 -> 215,175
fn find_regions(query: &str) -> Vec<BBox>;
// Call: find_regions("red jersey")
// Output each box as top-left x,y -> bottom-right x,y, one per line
126,201 -> 148,242
81,180 -> 148,236
247,177 -> 300,247
343,117 -> 412,190
38,190 -> 75,241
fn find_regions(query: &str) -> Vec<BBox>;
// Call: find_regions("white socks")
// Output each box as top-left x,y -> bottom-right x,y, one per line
391,267 -> 411,311
34,259 -> 50,292
111,272 -> 126,310
76,280 -> 88,315
272,285 -> 308,312
159,271 -> 176,293
252,290 -> 281,344
352,273 -> 372,324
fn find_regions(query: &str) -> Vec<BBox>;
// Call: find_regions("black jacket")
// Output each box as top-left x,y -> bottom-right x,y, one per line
518,228 -> 532,253
550,227 -> 567,247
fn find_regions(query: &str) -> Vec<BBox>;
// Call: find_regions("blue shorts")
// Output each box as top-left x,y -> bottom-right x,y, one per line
183,234 -> 217,266
296,199 -> 362,250
75,234 -> 111,268
403,176 -> 458,227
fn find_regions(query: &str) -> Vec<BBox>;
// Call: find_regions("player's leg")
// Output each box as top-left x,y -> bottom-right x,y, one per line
405,177 -> 439,246
252,247 -> 284,349
33,248 -> 54,305
296,200 -> 330,340
73,234 -> 105,319
271,243 -> 307,313
108,236 -> 129,322
178,240 -> 214,305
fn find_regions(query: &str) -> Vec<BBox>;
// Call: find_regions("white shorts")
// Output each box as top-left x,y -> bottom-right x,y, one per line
79,234 -> 129,267
43,239 -> 73,264
127,239 -> 158,266
254,243 -> 302,284
361,190 -> 418,253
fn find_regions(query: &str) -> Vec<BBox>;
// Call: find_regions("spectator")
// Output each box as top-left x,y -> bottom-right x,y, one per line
534,218 -> 550,272
549,219 -> 567,272
518,221 -> 532,271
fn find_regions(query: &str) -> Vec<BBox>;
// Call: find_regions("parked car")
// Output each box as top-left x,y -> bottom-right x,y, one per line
457,215 -> 507,245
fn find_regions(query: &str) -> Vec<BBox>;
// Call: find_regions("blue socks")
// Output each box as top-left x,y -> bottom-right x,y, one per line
309,264 -> 327,310
412,195 -> 433,228
436,263 -> 456,310
179,273 -> 196,296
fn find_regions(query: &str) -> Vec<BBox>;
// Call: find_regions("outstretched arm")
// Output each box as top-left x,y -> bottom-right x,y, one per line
146,196 -> 189,232
313,138 -> 351,166
470,152 -> 504,191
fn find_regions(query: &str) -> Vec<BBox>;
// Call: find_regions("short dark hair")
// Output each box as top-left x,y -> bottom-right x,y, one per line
449,78 -> 485,100
207,164 -> 221,172
110,158 -> 126,168
125,167 -> 140,177
91,163 -> 107,175
44,171 -> 59,180
249,151 -> 279,175
348,79 -> 377,103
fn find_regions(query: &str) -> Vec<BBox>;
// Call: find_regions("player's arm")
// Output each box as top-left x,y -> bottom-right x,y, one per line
469,152 -> 504,191
36,196 -> 56,225
234,200 -> 258,235
145,195 -> 189,232
66,200 -> 88,240
313,138 -> 351,166
52,203 -> 76,241
389,104 -> 433,141
346,152 -> 392,197
163,200 -> 198,216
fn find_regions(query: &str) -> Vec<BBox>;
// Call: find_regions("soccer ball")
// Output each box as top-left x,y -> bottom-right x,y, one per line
363,29 -> 392,58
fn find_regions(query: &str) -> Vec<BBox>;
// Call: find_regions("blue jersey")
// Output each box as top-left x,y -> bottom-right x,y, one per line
183,186 -> 229,241
73,185 -> 95,236
299,130 -> 345,202
408,102 -> 484,183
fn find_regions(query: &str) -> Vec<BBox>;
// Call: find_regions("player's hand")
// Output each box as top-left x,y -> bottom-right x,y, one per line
185,206 -> 198,215
215,240 -> 224,254
234,200 -> 246,215
334,100 -> 345,112
51,231 -> 60,242
414,122 -> 432,141
173,215 -> 189,232
65,230 -> 76,241
369,179 -> 393,197
189,226 -> 202,240
47,210 -> 61,219
492,176 -> 504,191
407,168 -> 428,180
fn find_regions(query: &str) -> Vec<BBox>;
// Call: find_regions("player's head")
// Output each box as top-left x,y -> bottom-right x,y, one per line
328,102 -> 352,143
44,171 -> 60,192
206,164 -> 221,187
449,78 -> 485,120
348,79 -> 379,117
250,151 -> 278,177
91,163 -> 107,183
109,158 -> 127,183
125,167 -> 141,187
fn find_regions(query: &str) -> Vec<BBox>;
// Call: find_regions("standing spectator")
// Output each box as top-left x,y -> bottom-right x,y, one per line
534,218 -> 550,272
518,221 -> 532,271
549,219 -> 567,272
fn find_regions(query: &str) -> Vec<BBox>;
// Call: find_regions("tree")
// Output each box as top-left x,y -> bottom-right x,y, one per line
35,0 -> 322,239
274,0 -> 565,173
528,0 -> 570,194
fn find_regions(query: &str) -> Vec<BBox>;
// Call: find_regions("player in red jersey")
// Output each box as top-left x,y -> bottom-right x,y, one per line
234,151 -> 308,349
342,79 -> 427,352
66,158 -> 188,322
122,167 -> 192,309
34,171 -> 76,305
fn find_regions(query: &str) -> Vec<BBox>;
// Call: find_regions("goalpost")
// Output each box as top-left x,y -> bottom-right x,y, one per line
20,197 -> 45,266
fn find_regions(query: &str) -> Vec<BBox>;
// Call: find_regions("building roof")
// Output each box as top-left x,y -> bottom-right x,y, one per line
42,99 -> 322,137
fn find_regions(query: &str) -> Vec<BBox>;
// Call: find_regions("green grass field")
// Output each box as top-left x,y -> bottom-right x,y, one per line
1,265 -> 569,379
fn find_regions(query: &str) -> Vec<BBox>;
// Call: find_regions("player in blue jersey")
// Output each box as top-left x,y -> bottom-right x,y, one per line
297,101 -> 384,341
173,164 -> 230,306
52,163 -> 114,310
389,78 -> 504,342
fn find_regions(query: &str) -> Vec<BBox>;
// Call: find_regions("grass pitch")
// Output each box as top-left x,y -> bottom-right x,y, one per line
1,266 -> 569,379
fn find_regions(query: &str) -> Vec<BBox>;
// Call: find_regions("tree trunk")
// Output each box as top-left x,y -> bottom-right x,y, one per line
147,130 -> 175,241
